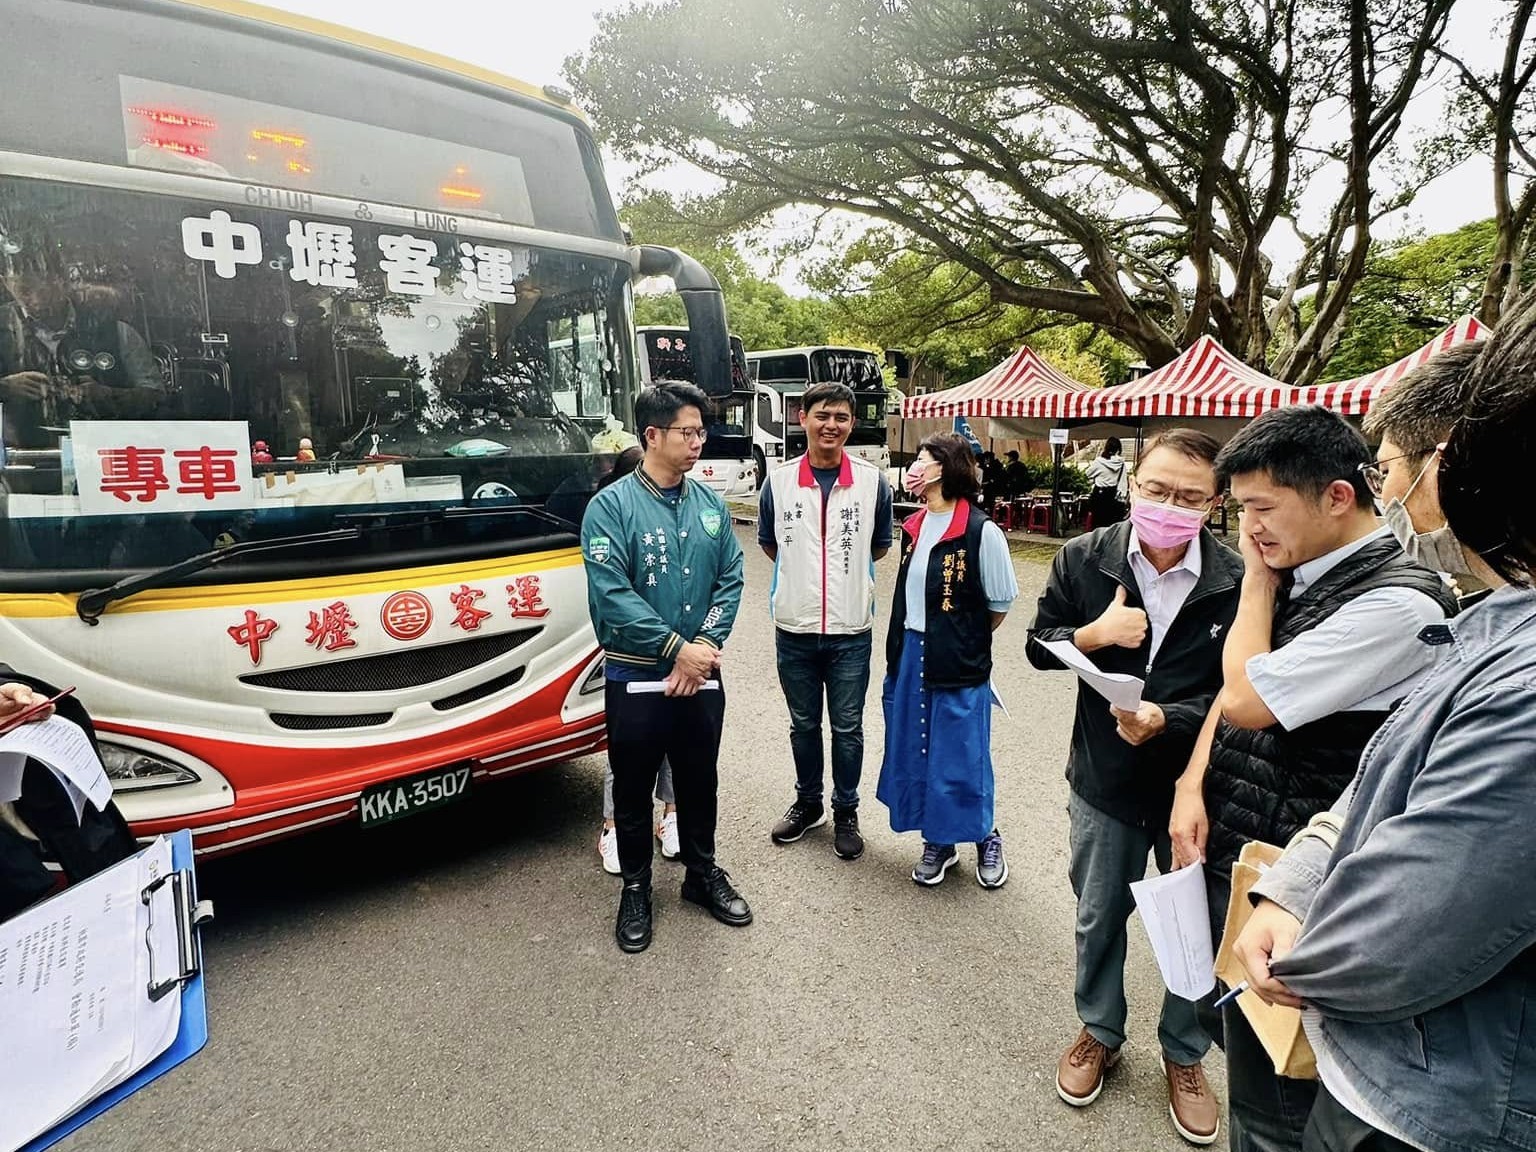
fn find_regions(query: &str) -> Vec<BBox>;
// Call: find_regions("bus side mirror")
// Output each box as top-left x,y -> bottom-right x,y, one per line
635,245 -> 732,398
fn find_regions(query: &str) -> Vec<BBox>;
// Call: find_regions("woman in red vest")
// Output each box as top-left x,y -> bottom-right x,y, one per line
879,432 -> 1019,888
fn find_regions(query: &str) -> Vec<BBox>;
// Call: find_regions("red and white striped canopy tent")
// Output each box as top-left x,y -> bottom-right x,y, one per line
1295,316 -> 1489,416
901,345 -> 1091,421
985,335 -> 1299,442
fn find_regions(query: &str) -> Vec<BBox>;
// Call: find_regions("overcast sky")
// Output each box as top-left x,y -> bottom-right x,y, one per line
263,0 -> 1500,286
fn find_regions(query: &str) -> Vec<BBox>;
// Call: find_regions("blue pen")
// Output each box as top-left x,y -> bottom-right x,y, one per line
1213,981 -> 1249,1009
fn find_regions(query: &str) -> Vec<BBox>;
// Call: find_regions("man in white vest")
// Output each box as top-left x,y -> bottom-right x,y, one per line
759,381 -> 893,859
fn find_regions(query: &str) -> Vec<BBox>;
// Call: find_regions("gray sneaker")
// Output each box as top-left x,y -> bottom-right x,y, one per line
976,829 -> 1008,889
912,841 -> 958,886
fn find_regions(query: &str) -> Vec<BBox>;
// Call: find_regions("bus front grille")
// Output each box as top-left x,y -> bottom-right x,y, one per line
269,711 -> 394,730
240,629 -> 542,693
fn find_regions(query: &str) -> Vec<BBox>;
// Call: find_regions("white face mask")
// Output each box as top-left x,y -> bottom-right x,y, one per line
1383,497 -> 1474,577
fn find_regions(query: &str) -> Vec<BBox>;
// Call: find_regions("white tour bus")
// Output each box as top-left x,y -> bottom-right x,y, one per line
638,326 -> 755,498
746,346 -> 890,487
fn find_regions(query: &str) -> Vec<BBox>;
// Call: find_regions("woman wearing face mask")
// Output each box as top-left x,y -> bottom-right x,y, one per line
1359,341 -> 1487,602
1231,296 -> 1536,1152
878,433 -> 1019,888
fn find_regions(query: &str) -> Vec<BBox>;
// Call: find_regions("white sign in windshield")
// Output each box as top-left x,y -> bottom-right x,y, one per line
71,420 -> 256,516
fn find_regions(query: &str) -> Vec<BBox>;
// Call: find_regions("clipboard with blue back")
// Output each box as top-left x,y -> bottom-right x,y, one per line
22,828 -> 211,1152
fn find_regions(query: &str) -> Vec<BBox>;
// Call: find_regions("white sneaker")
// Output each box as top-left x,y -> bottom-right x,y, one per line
657,811 -> 681,860
598,827 -> 621,875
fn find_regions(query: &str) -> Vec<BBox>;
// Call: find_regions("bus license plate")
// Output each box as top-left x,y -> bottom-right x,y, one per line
359,765 -> 473,829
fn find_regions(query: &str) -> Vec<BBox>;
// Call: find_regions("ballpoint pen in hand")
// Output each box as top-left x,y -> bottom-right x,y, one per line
1213,980 -> 1249,1009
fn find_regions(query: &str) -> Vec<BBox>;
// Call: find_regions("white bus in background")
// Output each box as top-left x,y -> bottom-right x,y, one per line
746,346 -> 891,488
638,326 -> 757,498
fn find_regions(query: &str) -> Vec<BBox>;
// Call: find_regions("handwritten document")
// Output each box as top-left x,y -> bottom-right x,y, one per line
1130,861 -> 1216,1001
1037,638 -> 1145,711
0,838 -> 179,1150
0,715 -> 112,821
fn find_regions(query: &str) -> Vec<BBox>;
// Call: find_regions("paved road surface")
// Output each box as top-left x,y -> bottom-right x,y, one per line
70,528 -> 1228,1152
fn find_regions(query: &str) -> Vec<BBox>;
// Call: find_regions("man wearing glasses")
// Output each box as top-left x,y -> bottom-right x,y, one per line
580,382 -> 748,954
1028,428 -> 1243,1144
1169,406 -> 1456,1152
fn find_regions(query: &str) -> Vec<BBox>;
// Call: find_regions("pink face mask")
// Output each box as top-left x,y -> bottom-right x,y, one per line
1130,499 -> 1207,548
904,460 -> 936,497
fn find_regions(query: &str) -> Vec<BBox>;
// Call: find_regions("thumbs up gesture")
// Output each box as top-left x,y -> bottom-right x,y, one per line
1091,585 -> 1148,650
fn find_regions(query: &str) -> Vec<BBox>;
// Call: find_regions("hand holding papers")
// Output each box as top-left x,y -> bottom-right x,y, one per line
0,715 -> 112,821
1130,861 -> 1216,1001
1037,638 -> 1146,712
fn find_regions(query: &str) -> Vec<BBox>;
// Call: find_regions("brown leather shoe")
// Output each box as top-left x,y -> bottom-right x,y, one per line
1056,1028 -> 1121,1106
1165,1059 -> 1220,1145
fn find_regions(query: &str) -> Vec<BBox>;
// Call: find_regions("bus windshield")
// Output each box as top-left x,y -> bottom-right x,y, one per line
0,177 -> 636,585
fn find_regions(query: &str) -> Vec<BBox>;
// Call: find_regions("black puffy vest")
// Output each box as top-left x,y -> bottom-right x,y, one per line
886,501 -> 993,689
1203,536 -> 1457,873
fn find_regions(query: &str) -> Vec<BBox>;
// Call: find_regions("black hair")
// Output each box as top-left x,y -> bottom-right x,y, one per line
634,382 -> 710,444
1362,342 -> 1483,459
1142,427 -> 1222,468
1215,405 -> 1373,508
1006,449 -> 1020,461
917,432 -> 981,502
1103,437 -> 1123,456
801,381 -> 856,413
597,445 -> 643,490
1441,293 -> 1536,584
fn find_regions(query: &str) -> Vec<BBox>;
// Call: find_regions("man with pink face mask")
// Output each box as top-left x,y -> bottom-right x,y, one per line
1028,428 -> 1243,1145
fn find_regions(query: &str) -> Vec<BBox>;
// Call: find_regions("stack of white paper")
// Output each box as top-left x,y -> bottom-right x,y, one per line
1130,861 -> 1216,1000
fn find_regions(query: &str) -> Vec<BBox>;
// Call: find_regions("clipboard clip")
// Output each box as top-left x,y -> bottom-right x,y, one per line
142,869 -> 214,1003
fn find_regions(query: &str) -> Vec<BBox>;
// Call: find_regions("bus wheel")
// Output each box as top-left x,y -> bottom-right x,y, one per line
753,447 -> 767,491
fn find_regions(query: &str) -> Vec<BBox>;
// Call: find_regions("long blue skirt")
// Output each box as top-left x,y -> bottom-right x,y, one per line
876,630 -> 995,845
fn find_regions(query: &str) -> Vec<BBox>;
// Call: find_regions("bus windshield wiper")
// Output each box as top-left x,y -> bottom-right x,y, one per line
441,505 -> 578,533
74,529 -> 362,625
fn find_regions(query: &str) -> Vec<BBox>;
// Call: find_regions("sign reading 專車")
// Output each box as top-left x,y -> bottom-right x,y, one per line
71,420 -> 256,515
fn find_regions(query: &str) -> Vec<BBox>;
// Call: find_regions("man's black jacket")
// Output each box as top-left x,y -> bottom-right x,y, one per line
1027,523 -> 1244,829
0,663 -> 136,920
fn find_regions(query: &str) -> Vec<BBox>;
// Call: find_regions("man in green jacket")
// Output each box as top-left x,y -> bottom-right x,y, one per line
581,382 -> 748,953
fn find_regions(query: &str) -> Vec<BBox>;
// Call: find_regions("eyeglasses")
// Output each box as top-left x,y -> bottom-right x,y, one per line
663,426 -> 708,444
1131,476 -> 1214,510
1359,450 -> 1433,498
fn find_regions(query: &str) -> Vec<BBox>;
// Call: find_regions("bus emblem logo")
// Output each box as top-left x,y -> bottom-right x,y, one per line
381,591 -> 433,641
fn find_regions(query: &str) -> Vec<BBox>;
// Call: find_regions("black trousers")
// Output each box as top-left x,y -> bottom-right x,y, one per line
0,759 -> 138,920
1302,1085 -> 1419,1152
605,678 -> 725,887
1205,866 -> 1319,1152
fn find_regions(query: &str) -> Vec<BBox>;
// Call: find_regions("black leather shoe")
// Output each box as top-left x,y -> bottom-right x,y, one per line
615,883 -> 653,953
681,867 -> 753,927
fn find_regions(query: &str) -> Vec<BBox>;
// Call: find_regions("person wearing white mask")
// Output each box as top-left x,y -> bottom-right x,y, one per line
1028,428 -> 1242,1143
1359,341 -> 1486,602
1172,406 -> 1458,1152
878,433 -> 1018,890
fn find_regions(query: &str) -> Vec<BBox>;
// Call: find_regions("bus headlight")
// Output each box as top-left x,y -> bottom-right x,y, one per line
99,742 -> 199,791
579,656 -> 606,695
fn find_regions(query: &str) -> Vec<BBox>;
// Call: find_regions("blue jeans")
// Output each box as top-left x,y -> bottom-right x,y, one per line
774,628 -> 873,811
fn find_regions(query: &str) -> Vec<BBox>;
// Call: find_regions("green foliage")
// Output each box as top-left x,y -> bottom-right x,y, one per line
1321,220 -> 1520,381
622,191 -> 840,351
570,0 -> 1458,383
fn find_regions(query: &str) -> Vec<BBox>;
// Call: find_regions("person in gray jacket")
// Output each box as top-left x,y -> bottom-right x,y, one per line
1232,296 -> 1536,1152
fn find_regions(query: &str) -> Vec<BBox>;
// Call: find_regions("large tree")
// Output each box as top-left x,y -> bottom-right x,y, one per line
1434,0 -> 1536,325
571,0 -> 1457,384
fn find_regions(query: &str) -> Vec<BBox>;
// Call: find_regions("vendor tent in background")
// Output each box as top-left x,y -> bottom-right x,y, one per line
902,345 -> 1091,435
1295,316 -> 1488,416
